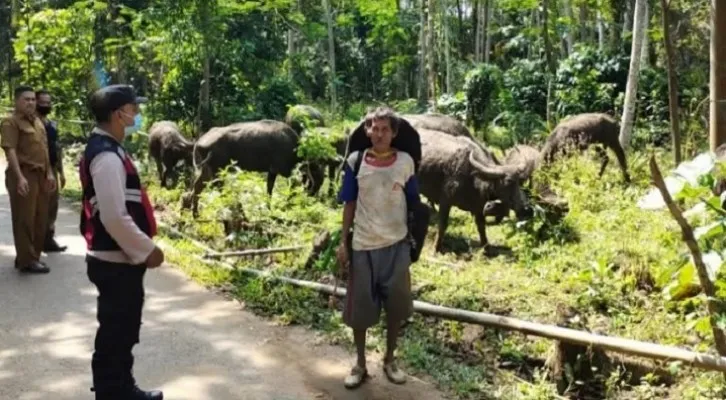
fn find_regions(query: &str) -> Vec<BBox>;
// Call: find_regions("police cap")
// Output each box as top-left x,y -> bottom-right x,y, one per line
89,84 -> 148,122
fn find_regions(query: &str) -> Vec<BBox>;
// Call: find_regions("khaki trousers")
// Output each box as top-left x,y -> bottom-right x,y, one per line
6,166 -> 50,266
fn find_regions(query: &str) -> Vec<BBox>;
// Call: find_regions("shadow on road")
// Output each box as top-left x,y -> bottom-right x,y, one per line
0,189 -> 445,400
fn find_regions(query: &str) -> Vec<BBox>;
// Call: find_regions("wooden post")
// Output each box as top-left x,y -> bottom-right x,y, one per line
710,0 -> 726,151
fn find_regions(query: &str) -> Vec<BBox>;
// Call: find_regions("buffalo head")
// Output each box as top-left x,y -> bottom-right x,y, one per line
468,148 -> 534,221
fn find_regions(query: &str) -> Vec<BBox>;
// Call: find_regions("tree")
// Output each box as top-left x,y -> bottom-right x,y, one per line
661,0 -> 681,163
618,0 -> 647,150
322,0 -> 337,114
710,0 -> 726,151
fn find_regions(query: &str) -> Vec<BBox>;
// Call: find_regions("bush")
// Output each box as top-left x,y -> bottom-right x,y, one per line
254,76 -> 301,121
554,46 -> 629,119
436,92 -> 467,120
464,64 -> 503,132
500,58 -> 549,118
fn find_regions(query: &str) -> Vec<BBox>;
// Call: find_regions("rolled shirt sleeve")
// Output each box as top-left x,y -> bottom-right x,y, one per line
1,118 -> 18,149
90,152 -> 156,265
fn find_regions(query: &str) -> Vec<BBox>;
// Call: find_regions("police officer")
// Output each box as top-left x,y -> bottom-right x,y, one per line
1,85 -> 55,273
36,89 -> 67,252
80,84 -> 164,400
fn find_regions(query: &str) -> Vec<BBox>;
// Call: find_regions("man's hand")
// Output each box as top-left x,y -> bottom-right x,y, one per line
45,174 -> 57,193
336,243 -> 349,274
145,246 -> 165,268
17,175 -> 29,197
59,174 -> 66,190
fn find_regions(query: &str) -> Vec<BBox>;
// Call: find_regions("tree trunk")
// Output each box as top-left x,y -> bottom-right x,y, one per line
543,0 -> 556,74
618,0 -> 647,150
597,10 -> 605,50
623,0 -> 634,37
475,0 -> 482,62
563,0 -> 574,54
322,0 -> 337,114
710,0 -> 726,151
456,0 -> 464,56
287,28 -> 295,80
640,0 -> 650,67
418,0 -> 427,104
579,2 -> 588,42
660,0 -> 681,163
442,0 -> 452,94
427,0 -> 436,107
484,0 -> 492,63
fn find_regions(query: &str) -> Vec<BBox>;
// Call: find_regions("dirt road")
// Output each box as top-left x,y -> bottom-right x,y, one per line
0,164 -> 447,400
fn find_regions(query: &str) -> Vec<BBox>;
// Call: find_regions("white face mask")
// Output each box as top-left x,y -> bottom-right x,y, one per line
120,111 -> 142,135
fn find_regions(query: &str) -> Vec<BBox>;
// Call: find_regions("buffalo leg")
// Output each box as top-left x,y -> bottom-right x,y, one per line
434,202 -> 451,253
189,166 -> 213,217
163,158 -> 176,188
594,146 -> 609,178
266,172 -> 278,196
155,154 -> 164,187
610,143 -> 631,183
474,212 -> 489,248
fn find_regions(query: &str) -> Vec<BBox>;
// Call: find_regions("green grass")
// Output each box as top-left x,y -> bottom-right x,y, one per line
59,143 -> 726,399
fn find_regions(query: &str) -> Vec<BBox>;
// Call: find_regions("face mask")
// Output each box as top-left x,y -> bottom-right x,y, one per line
37,105 -> 52,116
122,112 -> 142,136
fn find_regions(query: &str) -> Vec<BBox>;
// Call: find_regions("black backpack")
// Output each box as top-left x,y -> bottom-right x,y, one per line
345,150 -> 430,263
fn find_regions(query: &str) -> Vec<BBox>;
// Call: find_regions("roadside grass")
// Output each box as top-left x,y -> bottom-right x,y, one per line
59,143 -> 726,399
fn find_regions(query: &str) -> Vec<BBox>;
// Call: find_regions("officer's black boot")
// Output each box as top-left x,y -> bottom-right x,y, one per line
123,354 -> 163,400
129,386 -> 164,400
43,229 -> 67,252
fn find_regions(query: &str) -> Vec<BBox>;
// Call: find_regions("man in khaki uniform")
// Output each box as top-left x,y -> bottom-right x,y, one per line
1,85 -> 57,273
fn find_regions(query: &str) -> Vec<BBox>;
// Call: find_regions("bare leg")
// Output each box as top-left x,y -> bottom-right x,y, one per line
385,313 -> 400,363
353,329 -> 367,368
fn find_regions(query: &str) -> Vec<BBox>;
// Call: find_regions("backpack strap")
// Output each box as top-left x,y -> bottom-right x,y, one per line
353,149 -> 365,177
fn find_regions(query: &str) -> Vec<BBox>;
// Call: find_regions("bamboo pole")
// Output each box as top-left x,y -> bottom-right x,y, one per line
158,222 -> 726,374
203,246 -> 306,259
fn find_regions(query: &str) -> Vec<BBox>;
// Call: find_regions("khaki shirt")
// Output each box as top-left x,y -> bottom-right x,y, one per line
0,113 -> 51,172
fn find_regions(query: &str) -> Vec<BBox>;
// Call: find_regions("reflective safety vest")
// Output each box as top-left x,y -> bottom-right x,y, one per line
78,132 -> 157,251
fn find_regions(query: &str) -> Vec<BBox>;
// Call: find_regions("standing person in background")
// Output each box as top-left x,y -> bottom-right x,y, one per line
36,89 -> 67,252
0,85 -> 55,273
79,84 -> 165,400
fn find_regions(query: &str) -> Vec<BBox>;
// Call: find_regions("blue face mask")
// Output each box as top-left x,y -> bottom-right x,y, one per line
123,112 -> 142,136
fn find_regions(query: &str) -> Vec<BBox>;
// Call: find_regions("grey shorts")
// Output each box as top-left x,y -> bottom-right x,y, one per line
343,240 -> 413,330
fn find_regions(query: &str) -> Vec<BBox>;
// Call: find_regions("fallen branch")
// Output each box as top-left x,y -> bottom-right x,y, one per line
649,155 -> 726,357
203,246 -> 307,259
158,221 -> 726,374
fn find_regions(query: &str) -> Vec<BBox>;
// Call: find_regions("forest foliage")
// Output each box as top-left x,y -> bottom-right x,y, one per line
3,0 -> 725,398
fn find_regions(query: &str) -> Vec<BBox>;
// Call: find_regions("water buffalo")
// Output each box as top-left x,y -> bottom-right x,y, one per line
541,113 -> 630,183
402,113 -> 473,138
148,121 -> 194,188
181,120 -> 304,216
484,144 -> 569,224
417,128 -> 533,253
